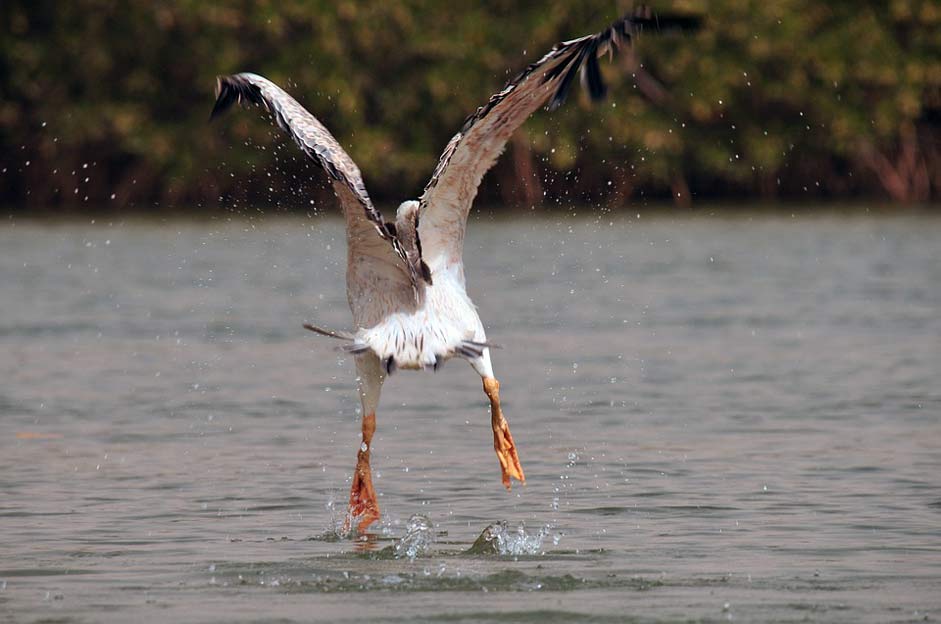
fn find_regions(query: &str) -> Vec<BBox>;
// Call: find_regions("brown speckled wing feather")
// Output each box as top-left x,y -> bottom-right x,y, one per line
417,12 -> 646,266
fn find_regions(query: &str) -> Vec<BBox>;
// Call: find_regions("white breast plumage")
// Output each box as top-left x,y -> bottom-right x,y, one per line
354,262 -> 486,372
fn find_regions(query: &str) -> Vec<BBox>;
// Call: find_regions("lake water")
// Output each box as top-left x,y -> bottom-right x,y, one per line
1,210 -> 939,623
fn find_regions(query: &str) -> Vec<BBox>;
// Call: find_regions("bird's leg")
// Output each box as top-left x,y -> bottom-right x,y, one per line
347,411 -> 380,533
344,353 -> 384,535
483,377 -> 525,489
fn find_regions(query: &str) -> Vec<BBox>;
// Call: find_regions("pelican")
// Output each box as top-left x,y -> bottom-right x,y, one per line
212,12 -> 653,532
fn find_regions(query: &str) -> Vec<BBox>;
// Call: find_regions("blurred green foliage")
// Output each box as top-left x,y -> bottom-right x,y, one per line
1,0 -> 940,211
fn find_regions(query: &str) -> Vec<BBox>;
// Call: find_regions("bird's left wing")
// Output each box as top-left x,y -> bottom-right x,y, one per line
418,12 -> 649,268
211,73 -> 430,296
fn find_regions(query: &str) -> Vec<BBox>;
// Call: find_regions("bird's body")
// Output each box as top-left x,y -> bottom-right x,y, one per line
339,200 -> 485,373
211,10 -> 665,533
354,263 -> 485,371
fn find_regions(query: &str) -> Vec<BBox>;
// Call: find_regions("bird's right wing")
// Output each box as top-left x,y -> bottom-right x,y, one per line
211,73 -> 428,298
417,11 -> 658,269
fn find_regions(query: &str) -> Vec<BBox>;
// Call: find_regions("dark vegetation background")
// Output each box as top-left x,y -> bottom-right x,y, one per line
2,1 -> 940,213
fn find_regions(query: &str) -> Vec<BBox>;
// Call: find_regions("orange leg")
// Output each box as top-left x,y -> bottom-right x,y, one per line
346,412 -> 380,533
483,377 -> 525,489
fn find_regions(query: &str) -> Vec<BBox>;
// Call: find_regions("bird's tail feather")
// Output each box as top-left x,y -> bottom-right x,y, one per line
303,323 -> 371,354
455,339 -> 502,359
303,323 -> 355,340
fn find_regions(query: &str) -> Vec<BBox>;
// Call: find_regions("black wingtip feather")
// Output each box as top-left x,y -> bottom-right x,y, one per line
210,75 -> 264,121
548,48 -> 587,112
630,13 -> 702,33
584,46 -> 607,101
209,78 -> 239,121
543,7 -> 701,113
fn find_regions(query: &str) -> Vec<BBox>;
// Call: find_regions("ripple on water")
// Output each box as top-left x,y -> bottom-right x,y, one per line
207,563 -> 664,595
2,216 -> 940,623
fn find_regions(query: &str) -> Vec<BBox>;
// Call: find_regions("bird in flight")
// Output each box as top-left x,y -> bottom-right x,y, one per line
212,11 -> 665,533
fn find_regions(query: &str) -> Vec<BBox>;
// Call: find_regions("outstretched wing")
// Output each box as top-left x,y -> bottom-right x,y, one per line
417,12 -> 648,268
211,73 -> 430,297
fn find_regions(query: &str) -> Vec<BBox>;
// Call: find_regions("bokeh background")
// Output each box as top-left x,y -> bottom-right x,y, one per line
2,0 -> 940,212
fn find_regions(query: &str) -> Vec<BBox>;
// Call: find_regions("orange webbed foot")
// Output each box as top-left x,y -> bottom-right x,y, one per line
483,377 -> 525,490
346,458 -> 380,534
494,417 -> 525,490
344,414 -> 380,534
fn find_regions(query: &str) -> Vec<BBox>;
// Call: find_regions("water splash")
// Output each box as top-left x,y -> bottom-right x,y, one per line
324,493 -> 354,540
466,521 -> 554,556
390,514 -> 435,560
